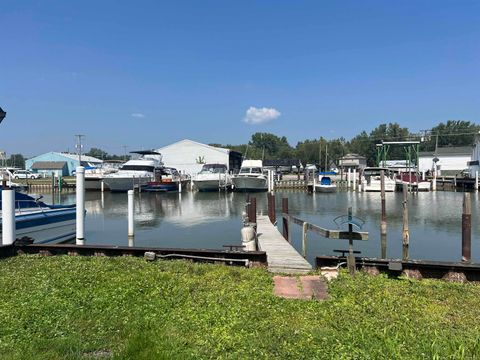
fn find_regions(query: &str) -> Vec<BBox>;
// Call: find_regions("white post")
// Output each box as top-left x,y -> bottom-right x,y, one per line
475,171 -> 478,191
178,180 -> 182,193
353,169 -> 357,191
128,190 -> 134,238
100,180 -> 105,192
2,189 -> 15,245
432,169 -> 437,191
267,170 -> 272,192
422,171 -> 425,181
76,166 -> 85,245
313,172 -> 317,193
347,168 -> 351,189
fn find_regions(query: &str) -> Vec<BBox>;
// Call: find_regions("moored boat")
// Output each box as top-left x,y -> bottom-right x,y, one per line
141,167 -> 190,192
231,160 -> 268,192
315,172 -> 337,193
1,190 -> 76,244
395,172 -> 431,191
193,164 -> 232,192
361,167 -> 396,192
103,151 -> 163,192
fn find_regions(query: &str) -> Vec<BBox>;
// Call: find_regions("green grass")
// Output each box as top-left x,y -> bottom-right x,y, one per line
0,256 -> 479,359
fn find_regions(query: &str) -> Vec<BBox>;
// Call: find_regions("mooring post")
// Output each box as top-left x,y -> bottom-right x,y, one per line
282,197 -> 289,241
347,207 -> 355,275
268,193 -> 276,224
128,190 -> 135,238
347,168 -> 351,189
250,197 -> 257,224
2,189 -> 15,245
476,171 -> 479,192
462,193 -> 471,263
313,171 -> 317,193
380,170 -> 387,258
402,183 -> 409,260
353,168 -> 357,191
432,169 -> 437,191
76,166 -> 85,245
101,180 -> 105,192
302,221 -> 308,258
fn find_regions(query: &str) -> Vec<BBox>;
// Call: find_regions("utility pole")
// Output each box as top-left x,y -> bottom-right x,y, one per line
75,134 -> 85,164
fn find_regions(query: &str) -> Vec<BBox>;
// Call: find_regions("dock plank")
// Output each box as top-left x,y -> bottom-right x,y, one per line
256,215 -> 312,274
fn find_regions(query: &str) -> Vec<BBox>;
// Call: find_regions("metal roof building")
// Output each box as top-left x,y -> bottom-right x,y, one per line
155,139 -> 242,175
419,146 -> 472,175
25,152 -> 103,176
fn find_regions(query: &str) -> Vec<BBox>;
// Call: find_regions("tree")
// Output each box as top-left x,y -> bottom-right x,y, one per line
7,154 -> 25,169
421,120 -> 480,151
85,147 -> 108,160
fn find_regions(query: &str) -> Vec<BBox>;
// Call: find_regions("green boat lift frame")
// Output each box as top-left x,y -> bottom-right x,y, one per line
376,140 -> 421,170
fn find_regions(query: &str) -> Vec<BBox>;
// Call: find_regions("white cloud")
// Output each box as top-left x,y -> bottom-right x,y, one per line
131,113 -> 145,118
243,106 -> 281,124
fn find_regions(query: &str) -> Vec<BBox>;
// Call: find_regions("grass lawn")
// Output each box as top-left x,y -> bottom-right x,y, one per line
0,255 -> 479,359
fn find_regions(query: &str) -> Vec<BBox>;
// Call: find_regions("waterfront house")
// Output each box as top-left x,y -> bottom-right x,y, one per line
26,152 -> 103,176
155,139 -> 242,175
418,146 -> 472,176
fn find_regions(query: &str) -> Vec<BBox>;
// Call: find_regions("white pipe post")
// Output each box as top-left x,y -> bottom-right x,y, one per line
2,189 -> 15,245
422,171 -> 425,181
128,190 -> 134,238
267,170 -> 272,192
76,166 -> 85,245
313,172 -> 317,193
178,179 -> 182,193
432,169 -> 437,191
100,180 -> 105,192
476,171 -> 479,192
353,169 -> 357,191
347,168 -> 351,189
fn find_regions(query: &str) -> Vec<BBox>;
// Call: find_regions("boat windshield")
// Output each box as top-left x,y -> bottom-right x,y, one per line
199,166 -> 227,174
120,165 -> 155,172
239,167 -> 262,174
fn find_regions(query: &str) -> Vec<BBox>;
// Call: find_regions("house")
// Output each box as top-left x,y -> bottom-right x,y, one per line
25,152 -> 103,176
155,139 -> 242,175
338,153 -> 367,172
418,146 -> 472,176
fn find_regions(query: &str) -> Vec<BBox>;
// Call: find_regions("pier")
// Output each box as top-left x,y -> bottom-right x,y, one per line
256,215 -> 312,274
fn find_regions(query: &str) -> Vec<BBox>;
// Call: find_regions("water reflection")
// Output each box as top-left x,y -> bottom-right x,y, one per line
46,190 -> 478,264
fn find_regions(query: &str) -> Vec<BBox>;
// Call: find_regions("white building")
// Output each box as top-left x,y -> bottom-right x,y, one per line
418,146 -> 472,176
155,139 -> 242,175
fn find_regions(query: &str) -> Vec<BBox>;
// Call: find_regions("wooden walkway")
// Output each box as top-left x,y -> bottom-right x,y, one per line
256,215 -> 312,274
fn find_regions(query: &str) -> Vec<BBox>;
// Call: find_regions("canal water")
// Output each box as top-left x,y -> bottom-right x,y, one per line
50,190 -> 480,265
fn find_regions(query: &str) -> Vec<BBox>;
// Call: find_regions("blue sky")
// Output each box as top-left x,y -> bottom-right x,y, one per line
1,0 -> 479,157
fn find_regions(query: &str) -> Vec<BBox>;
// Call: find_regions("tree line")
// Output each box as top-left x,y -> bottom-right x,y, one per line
212,120 -> 480,168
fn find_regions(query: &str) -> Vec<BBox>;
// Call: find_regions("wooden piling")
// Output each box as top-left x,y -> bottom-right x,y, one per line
402,183 -> 409,260
347,207 -> 355,275
302,222 -> 308,258
282,198 -> 289,242
268,193 -> 276,224
249,197 -> 257,224
462,193 -> 471,263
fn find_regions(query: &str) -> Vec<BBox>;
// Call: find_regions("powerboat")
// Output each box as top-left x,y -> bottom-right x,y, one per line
315,172 -> 337,193
231,160 -> 268,192
103,151 -> 164,192
141,167 -> 190,192
84,161 -> 122,190
361,167 -> 396,192
193,164 -> 232,192
1,190 -> 76,244
395,172 -> 431,191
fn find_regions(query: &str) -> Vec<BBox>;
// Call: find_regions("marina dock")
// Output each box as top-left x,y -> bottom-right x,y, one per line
256,215 -> 312,274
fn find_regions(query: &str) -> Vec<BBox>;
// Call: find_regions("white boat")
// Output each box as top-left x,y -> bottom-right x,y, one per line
1,191 -> 76,244
103,151 -> 164,192
193,164 -> 232,192
84,161 -> 123,190
395,172 -> 431,191
231,160 -> 268,192
361,167 -> 396,192
315,173 -> 337,193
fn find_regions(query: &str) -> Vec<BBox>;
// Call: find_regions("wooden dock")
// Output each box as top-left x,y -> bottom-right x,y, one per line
256,215 -> 312,274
